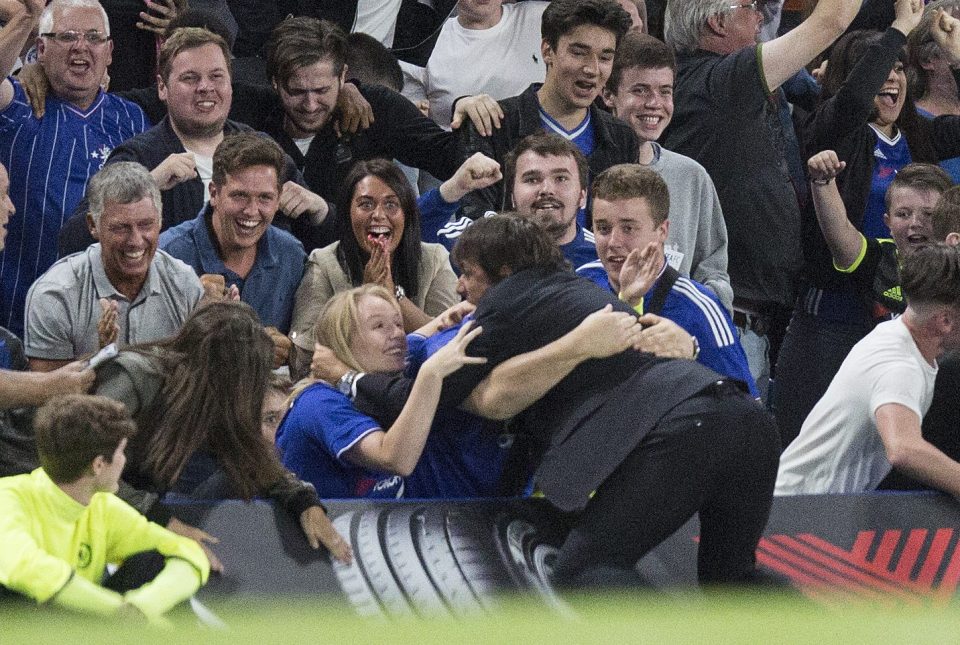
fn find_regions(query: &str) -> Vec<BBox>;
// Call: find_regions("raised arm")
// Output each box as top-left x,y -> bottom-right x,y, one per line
464,305 -> 643,420
760,0 -> 870,91
808,150 -> 864,270
0,0 -> 43,111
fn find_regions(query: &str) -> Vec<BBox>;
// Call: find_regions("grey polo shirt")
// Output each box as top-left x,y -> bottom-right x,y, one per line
24,244 -> 203,360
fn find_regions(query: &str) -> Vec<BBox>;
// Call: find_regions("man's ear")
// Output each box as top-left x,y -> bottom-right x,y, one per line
540,38 -> 553,68
497,265 -> 512,279
157,73 -> 167,102
90,454 -> 107,477
602,87 -> 616,112
706,13 -> 725,37
87,213 -> 99,240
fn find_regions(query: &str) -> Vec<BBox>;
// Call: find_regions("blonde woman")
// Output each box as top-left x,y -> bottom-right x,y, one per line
276,285 -> 483,498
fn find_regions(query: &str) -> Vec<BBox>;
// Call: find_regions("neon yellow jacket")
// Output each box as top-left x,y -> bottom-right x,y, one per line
0,468 -> 209,618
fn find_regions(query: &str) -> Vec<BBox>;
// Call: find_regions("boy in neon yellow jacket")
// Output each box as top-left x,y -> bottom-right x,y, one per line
0,394 -> 209,620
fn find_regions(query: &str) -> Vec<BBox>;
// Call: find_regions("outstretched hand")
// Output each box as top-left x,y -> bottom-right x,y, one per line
300,505 -> 352,564
167,517 -> 224,574
421,321 -> 486,379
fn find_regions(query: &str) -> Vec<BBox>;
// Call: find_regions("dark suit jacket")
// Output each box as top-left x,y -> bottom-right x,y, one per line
437,268 -> 720,512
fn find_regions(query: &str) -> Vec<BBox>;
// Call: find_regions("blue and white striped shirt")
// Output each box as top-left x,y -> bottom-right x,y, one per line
0,78 -> 148,335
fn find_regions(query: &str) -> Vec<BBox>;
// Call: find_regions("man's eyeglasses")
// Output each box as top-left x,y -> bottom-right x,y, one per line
727,1 -> 759,11
40,31 -> 111,46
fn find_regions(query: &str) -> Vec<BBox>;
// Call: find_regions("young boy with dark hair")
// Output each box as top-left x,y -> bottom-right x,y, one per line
0,394 -> 209,621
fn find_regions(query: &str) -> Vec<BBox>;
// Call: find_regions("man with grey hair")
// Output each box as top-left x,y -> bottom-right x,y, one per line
0,0 -> 148,339
24,162 -> 201,371
661,0 -> 862,401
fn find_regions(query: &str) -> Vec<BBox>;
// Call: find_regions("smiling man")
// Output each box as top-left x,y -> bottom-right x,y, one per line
24,162 -> 202,372
0,0 -> 148,337
457,0 -> 637,222
159,133 -> 306,334
603,32 -> 732,312
57,26 -> 332,256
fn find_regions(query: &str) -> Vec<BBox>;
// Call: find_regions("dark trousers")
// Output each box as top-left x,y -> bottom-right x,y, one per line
771,310 -> 866,450
551,384 -> 780,588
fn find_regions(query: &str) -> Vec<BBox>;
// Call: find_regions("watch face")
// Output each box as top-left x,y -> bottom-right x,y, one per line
338,371 -> 356,396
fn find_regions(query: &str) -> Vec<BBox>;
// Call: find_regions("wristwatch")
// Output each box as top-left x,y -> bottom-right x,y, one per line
395,285 -> 406,301
337,370 -> 363,397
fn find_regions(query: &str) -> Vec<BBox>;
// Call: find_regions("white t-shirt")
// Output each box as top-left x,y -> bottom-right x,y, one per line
401,1 -> 548,130
293,136 -> 314,158
353,0 -> 404,47
187,150 -> 214,203
776,317 -> 939,495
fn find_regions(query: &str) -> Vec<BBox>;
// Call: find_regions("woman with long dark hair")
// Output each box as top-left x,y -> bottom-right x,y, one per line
288,159 -> 459,378
93,301 -> 351,568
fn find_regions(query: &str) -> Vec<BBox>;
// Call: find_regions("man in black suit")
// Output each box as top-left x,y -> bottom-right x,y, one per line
445,214 -> 780,589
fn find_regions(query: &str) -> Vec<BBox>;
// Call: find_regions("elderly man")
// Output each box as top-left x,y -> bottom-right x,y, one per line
0,0 -> 149,337
57,26 -> 332,256
160,133 -> 305,335
24,162 -> 201,372
661,0 -> 862,399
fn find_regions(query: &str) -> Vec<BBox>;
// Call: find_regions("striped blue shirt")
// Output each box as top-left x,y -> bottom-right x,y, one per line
0,78 -> 149,336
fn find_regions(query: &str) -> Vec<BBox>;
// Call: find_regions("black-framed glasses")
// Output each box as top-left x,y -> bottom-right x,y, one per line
40,30 -> 111,45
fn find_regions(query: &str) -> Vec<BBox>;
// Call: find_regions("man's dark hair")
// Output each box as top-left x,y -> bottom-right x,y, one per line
452,214 -> 568,283
266,16 -> 347,92
541,0 -> 633,51
933,186 -> 960,241
592,164 -> 671,226
157,27 -> 232,83
901,243 -> 960,310
884,163 -> 953,211
607,32 -> 676,93
335,159 -> 423,300
35,395 -> 136,484
346,32 -> 403,92
165,8 -> 236,50
212,133 -> 285,188
503,132 -> 588,207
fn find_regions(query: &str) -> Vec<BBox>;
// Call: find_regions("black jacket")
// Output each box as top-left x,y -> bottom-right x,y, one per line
259,82 -> 460,204
800,28 -> 960,288
435,268 -> 719,512
457,83 -> 640,222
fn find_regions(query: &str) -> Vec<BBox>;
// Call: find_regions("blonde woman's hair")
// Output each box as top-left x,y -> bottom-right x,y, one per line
289,284 -> 400,401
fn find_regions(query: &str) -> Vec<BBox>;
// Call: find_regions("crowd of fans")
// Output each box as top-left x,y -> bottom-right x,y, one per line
2,0 -> 960,621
